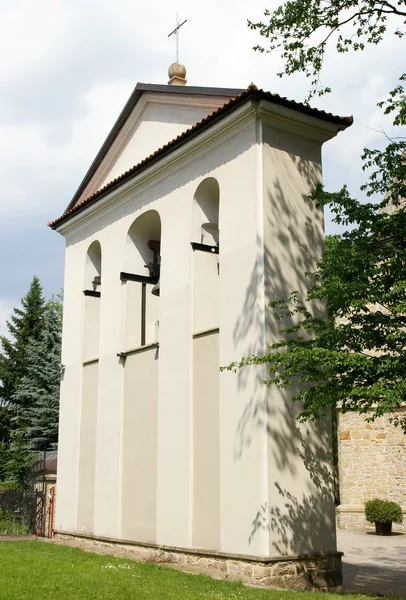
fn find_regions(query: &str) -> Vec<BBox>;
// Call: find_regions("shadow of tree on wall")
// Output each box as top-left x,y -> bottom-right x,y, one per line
231,235 -> 267,432
249,502 -> 270,545
267,418 -> 336,556
248,397 -> 336,555
230,147 -> 336,555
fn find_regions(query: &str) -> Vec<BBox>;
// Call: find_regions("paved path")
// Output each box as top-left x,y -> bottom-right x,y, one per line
337,529 -> 406,598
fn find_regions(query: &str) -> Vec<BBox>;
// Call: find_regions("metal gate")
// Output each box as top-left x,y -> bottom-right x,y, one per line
0,451 -> 56,537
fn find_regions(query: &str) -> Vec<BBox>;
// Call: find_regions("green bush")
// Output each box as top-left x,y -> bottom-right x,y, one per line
365,498 -> 403,524
0,507 -> 30,535
0,481 -> 18,493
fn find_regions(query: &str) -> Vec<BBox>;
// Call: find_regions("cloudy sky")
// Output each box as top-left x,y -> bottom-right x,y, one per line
0,0 -> 403,336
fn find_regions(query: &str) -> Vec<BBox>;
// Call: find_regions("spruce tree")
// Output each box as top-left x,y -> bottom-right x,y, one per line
0,276 -> 46,428
12,296 -> 62,451
0,406 -> 11,481
0,405 -> 10,444
3,430 -> 32,483
0,278 -> 47,481
0,442 -> 8,482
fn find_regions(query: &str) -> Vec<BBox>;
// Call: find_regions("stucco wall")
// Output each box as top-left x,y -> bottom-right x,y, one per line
261,124 -> 337,555
121,348 -> 158,542
56,111 -> 267,553
77,361 -> 99,533
192,330 -> 220,549
337,409 -> 406,531
55,98 -> 344,560
76,92 -> 236,204
103,100 -> 227,187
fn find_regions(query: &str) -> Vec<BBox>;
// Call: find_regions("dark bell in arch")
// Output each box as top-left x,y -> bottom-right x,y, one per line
151,279 -> 160,297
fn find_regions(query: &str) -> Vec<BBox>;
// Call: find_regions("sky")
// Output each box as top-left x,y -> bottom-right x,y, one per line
0,0 -> 403,337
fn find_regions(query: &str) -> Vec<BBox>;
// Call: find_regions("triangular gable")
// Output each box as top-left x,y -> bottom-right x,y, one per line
50,86 -> 353,229
69,84 -> 243,210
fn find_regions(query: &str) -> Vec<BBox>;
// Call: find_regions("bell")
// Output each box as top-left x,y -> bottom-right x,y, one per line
151,279 -> 160,297
201,222 -> 219,245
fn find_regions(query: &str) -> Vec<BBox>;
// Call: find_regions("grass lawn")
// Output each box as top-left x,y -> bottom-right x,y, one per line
0,541 -> 379,600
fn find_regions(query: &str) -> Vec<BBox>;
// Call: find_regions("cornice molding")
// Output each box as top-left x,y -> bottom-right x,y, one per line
259,100 -> 340,143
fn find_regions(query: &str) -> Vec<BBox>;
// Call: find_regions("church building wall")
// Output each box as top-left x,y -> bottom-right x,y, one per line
191,178 -> 220,549
77,361 -> 99,532
102,99 -> 233,188
192,329 -> 220,549
55,235 -> 92,532
337,409 -> 406,531
56,112 -> 271,555
77,91 -> 238,202
55,98 -> 342,576
121,347 -> 159,541
262,124 -> 337,555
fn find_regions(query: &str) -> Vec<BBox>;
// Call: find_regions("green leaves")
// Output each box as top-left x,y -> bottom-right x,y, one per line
0,280 -> 62,481
223,75 -> 406,429
0,276 -> 46,412
12,297 -> 62,452
249,1 -> 406,97
365,498 -> 403,524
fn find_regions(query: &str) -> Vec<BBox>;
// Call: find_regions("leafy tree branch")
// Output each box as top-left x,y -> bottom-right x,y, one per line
222,76 -> 406,427
249,0 -> 406,97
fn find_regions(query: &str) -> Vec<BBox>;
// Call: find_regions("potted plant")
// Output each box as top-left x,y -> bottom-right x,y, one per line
365,498 -> 403,535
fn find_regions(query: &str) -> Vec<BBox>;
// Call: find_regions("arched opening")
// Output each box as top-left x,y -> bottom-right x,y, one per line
77,240 -> 102,533
192,177 -> 219,247
191,178 -> 220,549
191,177 -> 220,333
83,241 -> 102,361
84,240 -> 102,289
121,210 -> 161,542
123,210 -> 161,349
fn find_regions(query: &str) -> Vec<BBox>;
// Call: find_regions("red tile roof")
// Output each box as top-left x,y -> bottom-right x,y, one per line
49,87 -> 353,229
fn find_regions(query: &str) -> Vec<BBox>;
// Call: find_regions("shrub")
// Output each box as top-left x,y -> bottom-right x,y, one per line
365,499 -> 403,524
0,507 -> 30,535
0,481 -> 18,493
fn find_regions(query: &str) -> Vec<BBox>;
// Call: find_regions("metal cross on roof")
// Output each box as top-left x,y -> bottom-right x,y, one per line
168,14 -> 187,64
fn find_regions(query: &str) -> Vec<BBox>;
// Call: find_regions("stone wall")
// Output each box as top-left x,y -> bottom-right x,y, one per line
53,531 -> 343,591
337,409 -> 406,531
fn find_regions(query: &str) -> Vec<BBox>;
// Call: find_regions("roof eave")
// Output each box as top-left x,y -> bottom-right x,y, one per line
65,83 -> 245,212
49,89 -> 353,230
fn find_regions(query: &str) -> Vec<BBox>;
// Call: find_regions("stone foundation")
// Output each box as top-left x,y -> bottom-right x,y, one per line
54,531 -> 342,591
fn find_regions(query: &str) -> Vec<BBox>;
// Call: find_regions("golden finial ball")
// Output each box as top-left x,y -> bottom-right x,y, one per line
168,63 -> 187,80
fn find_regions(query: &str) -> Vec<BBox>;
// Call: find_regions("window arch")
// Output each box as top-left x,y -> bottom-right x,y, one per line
83,241 -> 102,362
123,210 -> 161,349
191,179 -> 221,549
120,211 -> 161,542
84,240 -> 102,290
191,178 -> 220,333
192,177 -> 219,247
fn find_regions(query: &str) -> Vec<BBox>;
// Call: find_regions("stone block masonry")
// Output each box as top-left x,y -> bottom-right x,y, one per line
53,531 -> 343,591
337,409 -> 406,532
